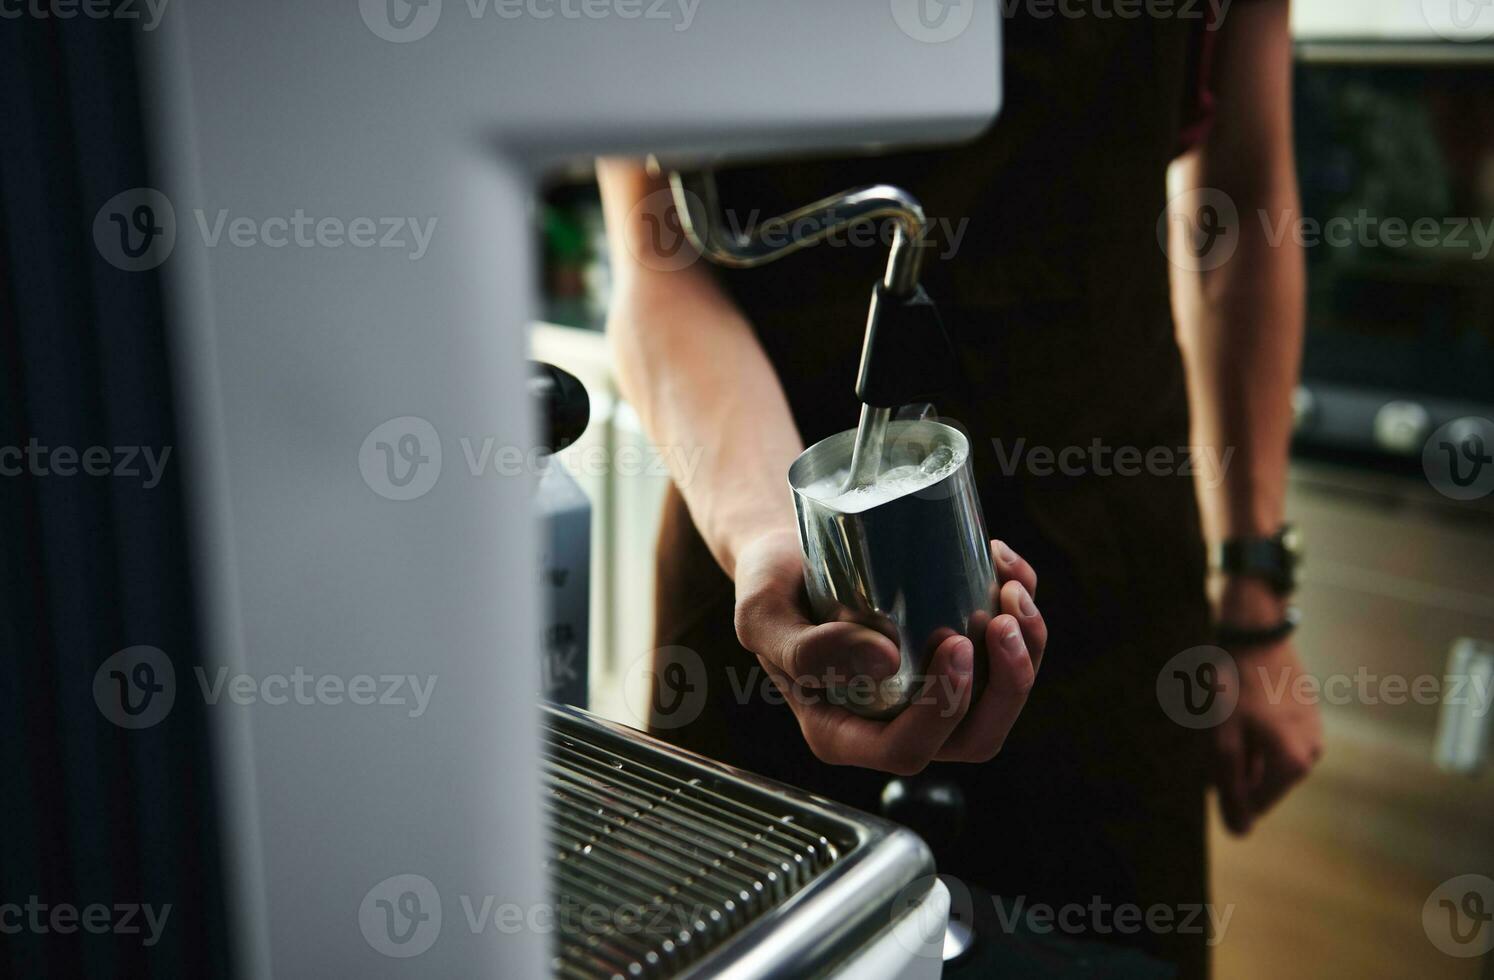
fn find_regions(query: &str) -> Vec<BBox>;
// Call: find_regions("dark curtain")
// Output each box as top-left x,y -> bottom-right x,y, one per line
0,9 -> 230,978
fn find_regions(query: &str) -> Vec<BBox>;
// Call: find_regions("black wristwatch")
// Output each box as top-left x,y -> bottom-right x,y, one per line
1212,524 -> 1303,648
1213,524 -> 1302,596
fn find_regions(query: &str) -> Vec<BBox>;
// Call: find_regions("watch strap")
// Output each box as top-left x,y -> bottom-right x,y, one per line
1215,606 -> 1300,649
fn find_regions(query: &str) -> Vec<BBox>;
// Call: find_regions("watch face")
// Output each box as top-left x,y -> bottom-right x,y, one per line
1280,525 -> 1303,589
1281,524 -> 1303,558
1214,527 -> 1303,593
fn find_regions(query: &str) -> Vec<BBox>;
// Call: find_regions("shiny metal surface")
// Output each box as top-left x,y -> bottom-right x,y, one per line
789,421 -> 997,719
542,704 -> 938,979
847,404 -> 894,490
666,169 -> 928,294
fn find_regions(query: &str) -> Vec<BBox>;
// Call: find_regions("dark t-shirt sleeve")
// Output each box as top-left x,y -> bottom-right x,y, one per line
1176,0 -> 1277,156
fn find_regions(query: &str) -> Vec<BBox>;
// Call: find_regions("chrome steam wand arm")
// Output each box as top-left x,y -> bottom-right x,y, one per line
666,169 -> 931,489
667,170 -> 928,296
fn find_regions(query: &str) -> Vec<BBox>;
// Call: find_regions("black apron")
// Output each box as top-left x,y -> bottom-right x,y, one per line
650,11 -> 1233,977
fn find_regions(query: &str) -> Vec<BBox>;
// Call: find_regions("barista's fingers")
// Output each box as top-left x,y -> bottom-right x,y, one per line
991,540 -> 1038,599
790,621 -> 902,689
792,634 -> 975,775
1214,720 -> 1253,836
936,613 -> 1035,763
736,589 -> 899,689
999,579 -> 1047,673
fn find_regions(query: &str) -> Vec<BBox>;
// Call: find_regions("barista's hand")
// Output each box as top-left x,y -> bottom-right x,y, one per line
1213,636 -> 1323,835
732,529 -> 1046,775
1210,578 -> 1324,834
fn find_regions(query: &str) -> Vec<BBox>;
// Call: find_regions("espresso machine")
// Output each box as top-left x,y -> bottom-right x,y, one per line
35,3 -> 1003,976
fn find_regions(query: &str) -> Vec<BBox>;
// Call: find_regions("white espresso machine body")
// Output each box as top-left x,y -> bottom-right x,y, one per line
139,3 -> 1000,974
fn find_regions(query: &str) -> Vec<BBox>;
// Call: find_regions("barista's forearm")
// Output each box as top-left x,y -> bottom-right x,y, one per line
1171,0 -> 1303,544
1172,156 -> 1304,542
608,276 -> 804,577
598,161 -> 803,578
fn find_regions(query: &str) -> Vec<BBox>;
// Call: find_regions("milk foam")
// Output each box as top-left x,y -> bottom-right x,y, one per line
800,444 -> 961,513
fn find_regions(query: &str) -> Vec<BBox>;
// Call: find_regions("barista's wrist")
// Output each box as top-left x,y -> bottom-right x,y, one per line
1214,574 -> 1291,628
718,515 -> 798,580
1213,573 -> 1299,654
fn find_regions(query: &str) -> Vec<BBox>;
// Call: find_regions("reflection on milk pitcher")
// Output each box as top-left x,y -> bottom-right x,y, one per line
790,417 -> 997,719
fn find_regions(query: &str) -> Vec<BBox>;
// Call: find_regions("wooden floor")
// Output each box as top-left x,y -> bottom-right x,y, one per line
1209,712 -> 1494,980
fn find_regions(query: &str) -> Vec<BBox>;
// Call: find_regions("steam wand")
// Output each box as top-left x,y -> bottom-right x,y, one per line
667,169 -> 931,491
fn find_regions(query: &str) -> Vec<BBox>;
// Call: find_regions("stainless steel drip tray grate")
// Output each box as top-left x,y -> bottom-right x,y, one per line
541,704 -> 935,980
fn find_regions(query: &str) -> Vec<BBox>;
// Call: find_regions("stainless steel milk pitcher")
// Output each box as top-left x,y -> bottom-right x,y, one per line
789,419 -> 997,719
665,169 -> 990,718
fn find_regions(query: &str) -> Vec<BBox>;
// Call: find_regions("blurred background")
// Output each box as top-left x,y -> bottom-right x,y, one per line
530,1 -> 1494,977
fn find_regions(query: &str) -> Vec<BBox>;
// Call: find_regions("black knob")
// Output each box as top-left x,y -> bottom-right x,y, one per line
882,777 -> 978,969
880,776 -> 966,852
529,362 -> 590,457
